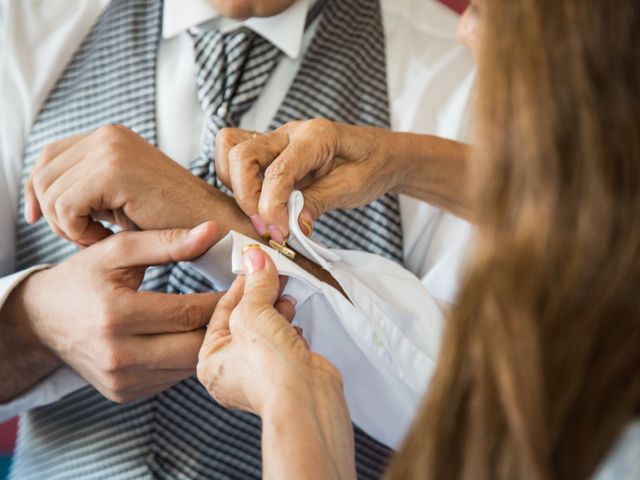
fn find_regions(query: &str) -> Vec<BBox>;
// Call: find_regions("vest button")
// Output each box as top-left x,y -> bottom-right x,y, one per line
217,103 -> 229,119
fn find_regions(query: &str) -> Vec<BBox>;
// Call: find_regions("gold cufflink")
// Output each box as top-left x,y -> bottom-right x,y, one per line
269,239 -> 296,260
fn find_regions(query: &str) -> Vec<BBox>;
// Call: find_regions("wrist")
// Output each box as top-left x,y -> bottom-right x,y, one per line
259,377 -> 315,420
382,130 -> 415,193
260,364 -> 346,420
193,186 -> 259,240
0,270 -> 62,403
392,134 -> 471,217
335,124 -> 409,193
1,269 -> 62,368
7,270 -> 56,354
260,366 -> 355,480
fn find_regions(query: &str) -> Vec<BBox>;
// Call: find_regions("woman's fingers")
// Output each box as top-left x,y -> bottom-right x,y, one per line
204,248 -> 290,349
257,142 -> 325,242
197,247 -> 306,415
206,276 -> 245,334
215,128 -> 255,189
274,295 -> 297,324
216,127 -> 288,237
228,133 -> 288,206
255,119 -> 339,239
215,122 -> 340,242
238,246 -> 281,308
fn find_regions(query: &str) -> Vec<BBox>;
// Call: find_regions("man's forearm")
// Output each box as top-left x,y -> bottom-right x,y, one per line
0,275 -> 61,403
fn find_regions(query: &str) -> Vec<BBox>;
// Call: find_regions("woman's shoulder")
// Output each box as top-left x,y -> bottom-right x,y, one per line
593,421 -> 640,479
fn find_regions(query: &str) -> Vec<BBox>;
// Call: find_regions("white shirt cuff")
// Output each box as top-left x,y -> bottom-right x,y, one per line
0,265 -> 49,307
0,367 -> 86,423
191,191 -> 445,449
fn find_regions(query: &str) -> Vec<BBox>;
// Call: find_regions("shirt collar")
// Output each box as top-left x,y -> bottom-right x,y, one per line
163,0 -> 311,59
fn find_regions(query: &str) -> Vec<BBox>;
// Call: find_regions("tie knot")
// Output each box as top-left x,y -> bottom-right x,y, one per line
222,26 -> 255,46
189,27 -> 259,121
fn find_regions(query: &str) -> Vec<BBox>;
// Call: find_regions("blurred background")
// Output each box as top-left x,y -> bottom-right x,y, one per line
0,0 -> 468,478
0,418 -> 15,477
441,0 -> 468,12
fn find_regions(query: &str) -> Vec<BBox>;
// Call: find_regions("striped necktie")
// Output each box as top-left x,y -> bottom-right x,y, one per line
188,27 -> 282,188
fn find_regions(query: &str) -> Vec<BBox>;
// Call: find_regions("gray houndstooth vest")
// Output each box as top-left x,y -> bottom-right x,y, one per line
11,0 -> 402,478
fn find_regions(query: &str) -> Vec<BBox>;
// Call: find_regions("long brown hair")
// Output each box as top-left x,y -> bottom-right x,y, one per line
388,0 -> 640,478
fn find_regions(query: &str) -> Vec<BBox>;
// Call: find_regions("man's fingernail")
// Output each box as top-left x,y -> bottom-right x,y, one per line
281,295 -> 297,307
189,222 -> 209,238
268,225 -> 285,244
243,246 -> 265,273
250,214 -> 269,238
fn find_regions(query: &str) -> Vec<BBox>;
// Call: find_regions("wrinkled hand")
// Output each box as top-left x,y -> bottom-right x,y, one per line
215,119 -> 403,243
25,124 -> 221,247
20,222 -> 223,403
197,246 -> 343,416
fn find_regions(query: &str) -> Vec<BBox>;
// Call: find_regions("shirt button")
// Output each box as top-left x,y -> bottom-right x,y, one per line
217,103 -> 229,119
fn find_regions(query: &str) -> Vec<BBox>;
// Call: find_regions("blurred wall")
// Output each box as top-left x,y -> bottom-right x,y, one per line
0,418 -> 16,455
441,0 -> 468,13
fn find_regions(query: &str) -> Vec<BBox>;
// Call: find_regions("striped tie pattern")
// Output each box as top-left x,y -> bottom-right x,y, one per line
267,0 -> 404,262
188,27 -> 282,189
11,0 -> 401,478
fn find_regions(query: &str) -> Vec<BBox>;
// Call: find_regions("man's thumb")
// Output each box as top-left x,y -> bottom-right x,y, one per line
106,222 -> 220,272
178,221 -> 221,260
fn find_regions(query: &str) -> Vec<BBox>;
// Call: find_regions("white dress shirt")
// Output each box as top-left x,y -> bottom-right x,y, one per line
0,0 -> 476,441
188,190 -> 445,447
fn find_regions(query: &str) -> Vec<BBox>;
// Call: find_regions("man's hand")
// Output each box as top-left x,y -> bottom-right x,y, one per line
2,222 -> 223,403
24,124 -> 222,247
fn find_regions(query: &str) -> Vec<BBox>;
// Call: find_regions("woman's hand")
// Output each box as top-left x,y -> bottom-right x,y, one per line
197,245 -> 356,480
197,244 -> 342,415
215,119 -> 405,243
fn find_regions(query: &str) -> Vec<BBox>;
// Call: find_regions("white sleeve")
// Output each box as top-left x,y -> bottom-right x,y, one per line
401,197 -> 474,304
0,0 -> 108,421
384,0 -> 477,303
0,103 -> 16,279
191,192 -> 445,449
0,151 -> 85,421
193,231 -> 442,450
0,367 -> 86,423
